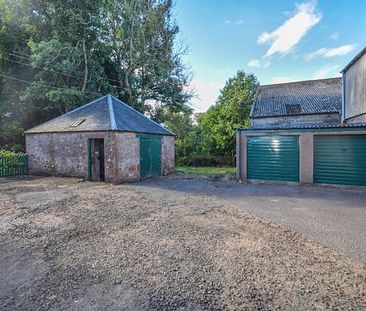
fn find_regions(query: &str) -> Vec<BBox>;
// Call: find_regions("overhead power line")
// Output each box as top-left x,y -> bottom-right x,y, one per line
2,50 -> 122,85
0,73 -> 103,96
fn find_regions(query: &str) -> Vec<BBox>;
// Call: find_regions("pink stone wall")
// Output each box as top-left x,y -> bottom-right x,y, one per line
25,132 -> 116,182
25,131 -> 175,183
113,132 -> 140,183
161,135 -> 175,175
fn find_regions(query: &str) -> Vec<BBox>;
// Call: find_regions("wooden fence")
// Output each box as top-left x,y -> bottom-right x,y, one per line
0,154 -> 29,177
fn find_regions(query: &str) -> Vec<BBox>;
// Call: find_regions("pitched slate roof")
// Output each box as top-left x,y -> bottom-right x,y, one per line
25,95 -> 174,135
250,78 -> 342,118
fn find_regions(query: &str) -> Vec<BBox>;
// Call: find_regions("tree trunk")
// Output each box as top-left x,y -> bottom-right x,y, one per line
81,39 -> 88,92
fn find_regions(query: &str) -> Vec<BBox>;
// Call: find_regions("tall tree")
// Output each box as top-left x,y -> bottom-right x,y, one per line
197,71 -> 259,157
0,0 -> 192,151
100,0 -> 191,116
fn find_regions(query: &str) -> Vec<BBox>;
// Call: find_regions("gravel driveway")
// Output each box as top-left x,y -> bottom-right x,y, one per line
0,176 -> 366,310
140,175 -> 366,262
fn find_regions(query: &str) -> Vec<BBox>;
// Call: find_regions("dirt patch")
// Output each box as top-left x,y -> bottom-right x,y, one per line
0,176 -> 365,310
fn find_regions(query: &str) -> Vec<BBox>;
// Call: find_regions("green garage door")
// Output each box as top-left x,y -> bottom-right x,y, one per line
247,136 -> 299,182
140,136 -> 162,180
314,135 -> 366,186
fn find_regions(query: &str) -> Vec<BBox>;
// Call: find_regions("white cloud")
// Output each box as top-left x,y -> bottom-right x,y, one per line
248,59 -> 261,68
247,58 -> 271,68
189,79 -> 225,112
328,32 -> 339,40
313,65 -> 341,79
271,76 -> 298,84
305,44 -> 356,60
258,1 -> 321,58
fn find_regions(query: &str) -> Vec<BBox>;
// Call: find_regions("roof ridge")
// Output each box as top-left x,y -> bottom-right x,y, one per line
108,94 -> 117,130
259,77 -> 341,89
110,95 -> 175,135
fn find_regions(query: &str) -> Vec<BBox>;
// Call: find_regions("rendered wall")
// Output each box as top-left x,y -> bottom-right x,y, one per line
344,52 -> 366,120
251,113 -> 341,129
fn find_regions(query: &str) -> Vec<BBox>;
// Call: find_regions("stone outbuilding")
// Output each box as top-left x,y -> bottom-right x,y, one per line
237,46 -> 366,187
25,95 -> 175,183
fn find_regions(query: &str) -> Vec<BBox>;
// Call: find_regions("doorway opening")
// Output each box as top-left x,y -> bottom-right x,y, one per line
88,138 -> 105,181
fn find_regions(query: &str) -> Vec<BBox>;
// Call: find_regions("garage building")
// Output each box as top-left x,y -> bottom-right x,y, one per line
25,94 -> 175,183
237,47 -> 366,186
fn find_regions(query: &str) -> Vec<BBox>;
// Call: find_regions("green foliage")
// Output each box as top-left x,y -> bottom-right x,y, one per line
0,0 -> 192,150
163,106 -> 200,166
197,71 -> 259,157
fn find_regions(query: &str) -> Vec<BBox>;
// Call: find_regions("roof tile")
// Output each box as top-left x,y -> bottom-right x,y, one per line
251,78 -> 342,118
25,95 -> 174,135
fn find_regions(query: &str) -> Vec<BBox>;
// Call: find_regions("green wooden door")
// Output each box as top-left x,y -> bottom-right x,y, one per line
139,137 -> 161,180
314,135 -> 366,186
247,136 -> 299,182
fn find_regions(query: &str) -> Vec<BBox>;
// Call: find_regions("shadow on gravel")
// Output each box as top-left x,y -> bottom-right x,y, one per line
137,174 -> 366,209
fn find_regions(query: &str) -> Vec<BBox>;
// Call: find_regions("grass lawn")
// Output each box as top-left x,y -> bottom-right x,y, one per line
175,166 -> 236,176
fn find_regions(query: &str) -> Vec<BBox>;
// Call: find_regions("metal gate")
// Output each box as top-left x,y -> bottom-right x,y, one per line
139,135 -> 162,180
247,136 -> 299,182
0,154 -> 28,177
314,135 -> 366,186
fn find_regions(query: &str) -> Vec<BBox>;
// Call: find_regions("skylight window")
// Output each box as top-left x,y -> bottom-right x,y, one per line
70,118 -> 86,128
285,104 -> 301,115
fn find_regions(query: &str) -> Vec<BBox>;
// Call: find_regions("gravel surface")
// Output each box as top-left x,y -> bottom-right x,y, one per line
139,174 -> 366,262
0,176 -> 366,310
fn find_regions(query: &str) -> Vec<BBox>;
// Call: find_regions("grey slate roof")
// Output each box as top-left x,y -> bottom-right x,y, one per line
25,95 -> 174,135
250,78 -> 342,118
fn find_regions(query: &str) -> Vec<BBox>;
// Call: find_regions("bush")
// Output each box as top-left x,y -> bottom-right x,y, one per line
0,143 -> 25,153
187,155 -> 235,167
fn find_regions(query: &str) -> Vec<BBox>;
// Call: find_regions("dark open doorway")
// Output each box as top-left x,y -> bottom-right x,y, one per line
88,138 -> 105,181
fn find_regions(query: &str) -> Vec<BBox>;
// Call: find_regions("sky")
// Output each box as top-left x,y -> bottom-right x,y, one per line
174,0 -> 366,112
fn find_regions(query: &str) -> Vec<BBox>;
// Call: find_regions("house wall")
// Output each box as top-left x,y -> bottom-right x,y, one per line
112,132 -> 140,183
251,113 -> 340,129
345,113 -> 366,123
25,131 -> 116,182
25,131 -> 175,183
344,52 -> 366,121
236,129 -> 366,184
161,135 -> 175,175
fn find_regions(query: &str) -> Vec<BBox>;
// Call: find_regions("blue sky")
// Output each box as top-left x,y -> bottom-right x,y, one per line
174,0 -> 366,112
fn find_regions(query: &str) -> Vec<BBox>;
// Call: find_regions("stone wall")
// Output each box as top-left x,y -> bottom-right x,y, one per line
25,131 -> 175,183
112,132 -> 140,183
251,113 -> 341,129
25,132 -> 116,182
161,135 -> 175,175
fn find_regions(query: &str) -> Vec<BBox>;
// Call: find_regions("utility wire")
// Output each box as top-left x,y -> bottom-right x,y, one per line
0,73 -> 103,96
0,55 -> 122,91
3,50 -> 122,85
6,49 -> 185,89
